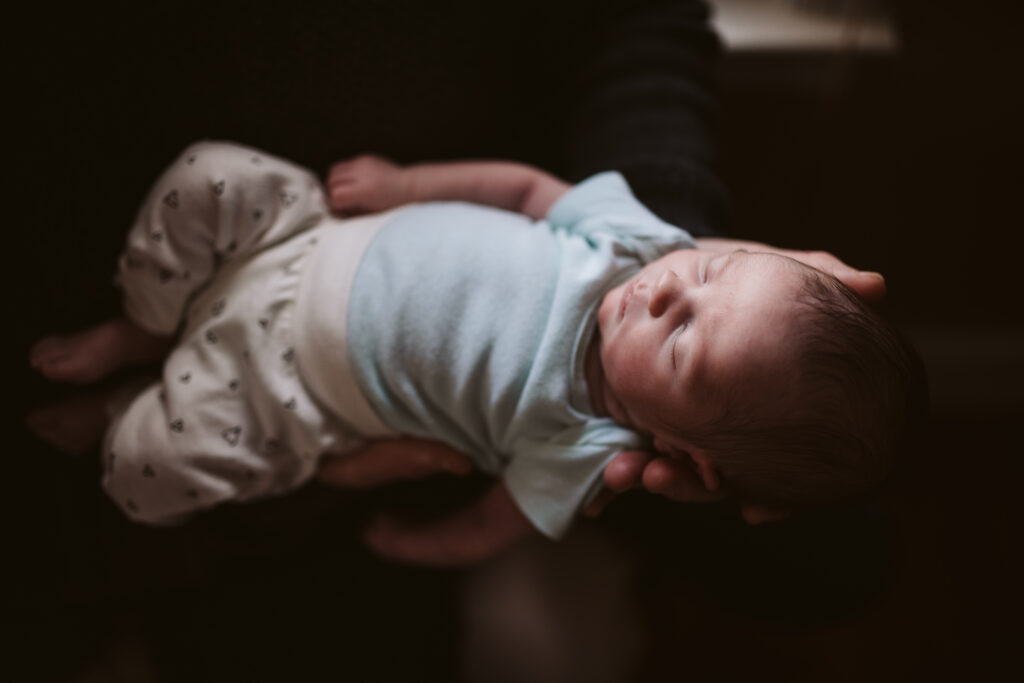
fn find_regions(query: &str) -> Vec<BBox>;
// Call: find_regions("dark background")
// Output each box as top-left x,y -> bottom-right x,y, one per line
9,1 -> 1021,681
675,1 -> 1022,679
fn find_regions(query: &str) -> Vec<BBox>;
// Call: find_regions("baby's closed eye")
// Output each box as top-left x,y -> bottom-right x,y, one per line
670,322 -> 689,369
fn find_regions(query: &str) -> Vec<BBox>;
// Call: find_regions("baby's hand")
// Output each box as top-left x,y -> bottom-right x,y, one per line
327,154 -> 411,216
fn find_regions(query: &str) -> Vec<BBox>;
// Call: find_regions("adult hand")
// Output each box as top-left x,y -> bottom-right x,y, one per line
318,437 -> 472,489
586,450 -> 788,525
362,482 -> 536,568
584,450 -> 725,518
695,237 -> 887,305
320,438 -> 537,566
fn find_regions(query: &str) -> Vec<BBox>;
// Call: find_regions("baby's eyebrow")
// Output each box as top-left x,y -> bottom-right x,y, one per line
712,250 -> 742,281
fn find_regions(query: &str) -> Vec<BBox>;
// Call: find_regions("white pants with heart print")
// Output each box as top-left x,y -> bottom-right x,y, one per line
102,141 -> 369,525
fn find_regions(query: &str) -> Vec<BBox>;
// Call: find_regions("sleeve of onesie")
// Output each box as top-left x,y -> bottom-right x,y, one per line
504,421 -> 646,540
546,171 -> 697,263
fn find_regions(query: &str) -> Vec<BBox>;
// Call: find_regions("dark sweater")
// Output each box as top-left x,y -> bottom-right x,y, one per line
17,0 -> 725,237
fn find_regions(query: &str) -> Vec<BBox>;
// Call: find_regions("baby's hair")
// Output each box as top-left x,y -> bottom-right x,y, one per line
685,269 -> 928,510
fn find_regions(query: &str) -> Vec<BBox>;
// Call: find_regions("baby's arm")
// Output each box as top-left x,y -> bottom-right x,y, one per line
361,481 -> 538,567
327,155 -> 570,220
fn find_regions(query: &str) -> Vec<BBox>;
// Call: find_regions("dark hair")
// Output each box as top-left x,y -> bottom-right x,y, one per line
685,271 -> 928,510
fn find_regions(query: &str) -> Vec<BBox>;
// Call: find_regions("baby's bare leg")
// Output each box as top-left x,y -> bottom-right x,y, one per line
29,316 -> 172,383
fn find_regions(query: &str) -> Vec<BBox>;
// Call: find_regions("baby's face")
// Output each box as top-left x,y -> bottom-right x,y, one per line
594,249 -> 807,447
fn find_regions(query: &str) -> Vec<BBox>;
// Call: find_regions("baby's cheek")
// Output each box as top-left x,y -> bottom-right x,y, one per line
610,357 -> 653,401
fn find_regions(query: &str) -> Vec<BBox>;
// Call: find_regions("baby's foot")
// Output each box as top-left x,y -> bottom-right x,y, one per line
26,392 -> 110,455
30,318 -> 171,384
30,321 -> 131,383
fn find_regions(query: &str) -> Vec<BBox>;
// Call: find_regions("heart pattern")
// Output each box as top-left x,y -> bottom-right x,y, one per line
221,426 -> 242,446
113,152 -> 341,520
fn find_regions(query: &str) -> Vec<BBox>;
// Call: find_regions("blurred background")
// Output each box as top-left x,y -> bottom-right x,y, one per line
9,0 -> 1021,681
653,0 -> 1023,679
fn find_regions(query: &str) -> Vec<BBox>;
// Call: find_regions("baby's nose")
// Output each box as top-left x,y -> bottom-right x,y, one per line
648,270 -> 681,317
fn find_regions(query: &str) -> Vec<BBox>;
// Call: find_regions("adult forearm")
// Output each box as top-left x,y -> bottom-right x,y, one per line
362,481 -> 538,567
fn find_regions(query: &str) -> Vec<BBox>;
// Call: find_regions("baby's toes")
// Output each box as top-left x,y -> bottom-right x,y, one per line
25,405 -> 57,436
30,336 -> 100,383
29,336 -> 81,378
41,357 -> 90,382
26,395 -> 108,454
25,405 -> 80,453
30,335 -> 68,367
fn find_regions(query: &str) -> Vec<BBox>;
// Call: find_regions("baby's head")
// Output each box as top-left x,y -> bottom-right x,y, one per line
594,248 -> 926,512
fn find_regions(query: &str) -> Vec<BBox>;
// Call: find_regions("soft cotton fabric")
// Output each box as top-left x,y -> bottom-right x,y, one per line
104,141 -> 696,538
332,172 -> 696,537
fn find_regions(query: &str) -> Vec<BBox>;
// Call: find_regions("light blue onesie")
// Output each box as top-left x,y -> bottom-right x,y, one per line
344,172 -> 696,537
102,141 -> 695,537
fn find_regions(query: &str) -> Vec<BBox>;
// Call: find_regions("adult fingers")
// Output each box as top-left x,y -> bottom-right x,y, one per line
841,270 -> 887,304
796,250 -> 887,304
583,488 -> 617,518
738,502 -> 791,525
586,451 -> 648,521
603,450 -> 652,492
641,457 -> 725,503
